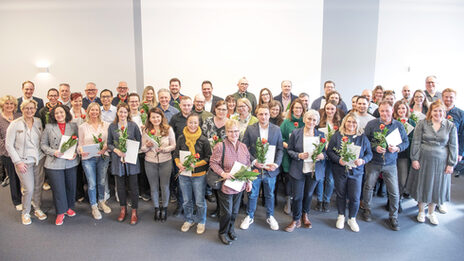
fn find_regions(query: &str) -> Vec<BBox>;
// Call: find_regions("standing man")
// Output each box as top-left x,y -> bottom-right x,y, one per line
58,83 -> 71,108
361,89 -> 378,115
354,96 -> 376,134
424,75 -> 441,103
17,81 -> 44,117
157,88 -> 179,122
193,94 -> 213,122
82,82 -> 102,109
100,89 -> 117,124
401,85 -> 411,103
232,77 -> 257,114
298,93 -> 310,111
362,101 -> 409,231
311,80 -> 348,112
201,80 -> 223,113
111,81 -> 129,106
169,78 -> 184,108
38,88 -> 62,127
274,80 -> 298,112
241,104 -> 283,231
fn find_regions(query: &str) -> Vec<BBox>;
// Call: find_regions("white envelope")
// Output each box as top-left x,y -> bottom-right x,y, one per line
304,136 -> 319,163
59,135 -> 77,160
144,133 -> 160,151
82,144 -> 99,160
179,150 -> 192,176
265,145 -> 276,165
121,139 -> 140,164
386,128 -> 403,147
346,143 -> 362,168
224,161 -> 247,191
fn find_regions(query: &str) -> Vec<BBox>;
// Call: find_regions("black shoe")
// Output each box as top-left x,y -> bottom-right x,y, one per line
174,206 -> 182,217
455,172 -> 460,178
154,208 -> 160,221
218,234 -> 231,245
385,199 -> 390,211
322,202 -> 330,213
402,193 -> 411,199
206,194 -> 216,203
363,209 -> 372,222
228,231 -> 237,241
389,218 -> 400,231
160,207 -> 167,222
1,176 -> 9,187
141,194 -> 151,202
209,209 -> 219,218
315,201 -> 323,212
398,201 -> 403,214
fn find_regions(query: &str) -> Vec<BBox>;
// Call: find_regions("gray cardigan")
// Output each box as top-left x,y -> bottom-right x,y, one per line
40,122 -> 80,170
107,121 -> 142,176
5,117 -> 44,164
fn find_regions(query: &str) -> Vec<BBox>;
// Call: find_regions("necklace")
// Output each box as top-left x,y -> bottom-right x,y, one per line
2,112 -> 13,121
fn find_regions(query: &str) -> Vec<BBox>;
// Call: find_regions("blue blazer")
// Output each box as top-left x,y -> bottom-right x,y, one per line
274,93 -> 298,110
107,121 -> 142,176
242,122 -> 284,177
287,128 -> 326,180
17,96 -> 44,117
327,131 -> 373,176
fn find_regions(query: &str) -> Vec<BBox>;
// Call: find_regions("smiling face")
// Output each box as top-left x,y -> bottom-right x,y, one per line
145,89 -> 154,102
304,113 -> 318,129
202,83 -> 212,100
22,82 -> 35,99
431,106 -> 444,122
158,91 -> 170,107
71,96 -> 82,110
256,107 -> 270,126
425,76 -> 437,94
100,91 -> 113,106
54,107 -> 66,123
149,112 -> 162,126
2,99 -> 16,113
215,104 -> 227,119
396,104 -> 408,118
325,103 -> 337,118
356,98 -> 368,114
270,105 -> 280,118
238,78 -> 249,93
227,99 -> 236,111
236,101 -> 249,117
281,81 -> 292,96
128,95 -> 140,112
180,98 -> 193,115
442,91 -> 455,108
169,81 -> 180,95
226,125 -> 240,143
117,107 -> 128,122
21,102 -> 36,119
345,116 -> 357,134
59,85 -> 70,101
260,90 -> 271,103
402,85 -> 410,99
187,115 -> 199,133
413,91 -> 425,106
47,90 -> 59,105
379,103 -> 393,123
292,102 -> 304,118
88,104 -> 100,119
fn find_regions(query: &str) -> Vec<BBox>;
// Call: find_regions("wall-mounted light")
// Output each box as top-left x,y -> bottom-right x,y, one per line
36,60 -> 50,74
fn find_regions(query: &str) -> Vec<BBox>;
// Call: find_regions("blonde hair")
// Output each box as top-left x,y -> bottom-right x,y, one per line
339,112 -> 359,136
20,99 -> 38,111
237,98 -> 252,112
303,110 -> 320,125
0,95 -> 18,111
86,102 -> 103,125
426,100 -> 446,121
225,119 -> 240,131
142,86 -> 158,107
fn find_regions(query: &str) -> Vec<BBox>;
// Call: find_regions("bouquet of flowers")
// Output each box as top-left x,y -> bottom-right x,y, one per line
334,136 -> 357,172
147,129 -> 162,155
93,133 -> 104,150
177,153 -> 200,177
327,125 -> 338,143
409,110 -> 418,124
61,135 -> 78,153
115,126 -> 128,153
140,103 -> 150,125
256,137 -> 269,174
210,135 -> 222,149
311,137 -> 327,162
398,118 -> 408,131
373,124 -> 388,162
219,166 -> 260,182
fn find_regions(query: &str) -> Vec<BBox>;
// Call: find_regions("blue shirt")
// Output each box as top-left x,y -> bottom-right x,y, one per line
101,105 -> 117,123
157,104 -> 179,122
364,118 -> 409,166
447,106 -> 464,156
310,96 -> 348,113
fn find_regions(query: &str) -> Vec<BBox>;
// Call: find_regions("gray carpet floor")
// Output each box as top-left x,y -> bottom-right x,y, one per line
1,176 -> 463,261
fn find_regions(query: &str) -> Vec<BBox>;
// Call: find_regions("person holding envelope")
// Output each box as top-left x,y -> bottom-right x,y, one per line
209,119 -> 252,245
40,104 -> 80,226
78,102 -> 111,220
362,101 -> 409,231
327,112 -> 372,232
241,104 -> 283,231
107,103 -> 142,225
5,99 -> 47,225
408,100 -> 458,225
174,113 -> 212,234
284,110 -> 326,232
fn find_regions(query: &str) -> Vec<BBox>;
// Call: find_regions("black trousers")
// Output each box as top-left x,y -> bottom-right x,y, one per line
218,190 -> 243,235
291,174 -> 319,221
116,174 -> 139,209
2,156 -> 21,206
75,163 -> 86,200
137,153 -> 150,196
46,166 -> 77,214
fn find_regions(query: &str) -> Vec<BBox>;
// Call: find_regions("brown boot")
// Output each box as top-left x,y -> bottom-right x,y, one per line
130,209 -> 138,225
117,207 -> 126,222
284,220 -> 301,232
302,213 -> 312,228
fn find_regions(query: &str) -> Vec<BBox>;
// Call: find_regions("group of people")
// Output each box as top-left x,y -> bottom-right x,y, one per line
0,75 -> 461,245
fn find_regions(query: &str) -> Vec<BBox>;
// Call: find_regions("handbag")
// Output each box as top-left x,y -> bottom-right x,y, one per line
206,142 -> 225,190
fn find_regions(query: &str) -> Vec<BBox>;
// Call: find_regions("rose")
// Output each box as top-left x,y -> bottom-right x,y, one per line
140,109 -> 145,114
213,135 -> 218,141
71,135 -> 77,140
333,126 -> 339,131
150,129 -> 156,135
447,115 -> 453,121
379,124 -> 385,130
81,114 -> 86,119
194,153 -> 200,159
98,138 -> 103,143
410,108 -> 414,112
121,126 -> 125,131
294,122 -> 298,128
342,136 -> 349,142
320,137 -> 326,143
252,169 -> 259,173
261,138 -> 267,144
400,119 -> 406,123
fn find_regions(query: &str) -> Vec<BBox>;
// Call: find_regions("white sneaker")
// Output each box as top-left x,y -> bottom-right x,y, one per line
427,213 -> 439,225
266,216 -> 279,231
196,223 -> 206,234
98,201 -> 112,214
336,215 -> 345,229
34,209 -> 47,220
91,205 -> 102,220
181,222 -> 194,232
240,215 -> 254,230
437,204 -> 448,214
417,212 -> 426,223
15,204 -> 23,211
22,213 -> 32,225
347,218 -> 360,232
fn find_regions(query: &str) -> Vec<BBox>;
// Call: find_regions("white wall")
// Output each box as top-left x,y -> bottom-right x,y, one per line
141,0 -> 324,100
0,0 -> 137,99
375,0 -> 464,107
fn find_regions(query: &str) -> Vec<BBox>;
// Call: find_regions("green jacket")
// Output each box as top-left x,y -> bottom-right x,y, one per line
280,115 -> 304,172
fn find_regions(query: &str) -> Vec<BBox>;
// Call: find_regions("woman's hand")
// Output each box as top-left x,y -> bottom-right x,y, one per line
376,146 -> 386,154
246,181 -> 253,192
155,147 -> 162,153
81,152 -> 90,158
177,162 -> 186,172
146,141 -> 154,148
97,145 -> 107,155
339,159 -> 347,166
15,162 -> 28,174
412,160 -> 420,170
114,148 -> 125,158
354,159 -> 364,167
283,142 -> 288,149
316,153 -> 324,161
298,152 -> 309,160
54,150 -> 64,158
254,162 -> 265,169
221,172 -> 234,180
69,153 -> 77,160
445,165 -> 454,174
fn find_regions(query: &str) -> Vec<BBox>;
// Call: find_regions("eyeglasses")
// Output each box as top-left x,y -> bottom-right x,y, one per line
216,108 -> 227,112
227,130 -> 240,133
101,95 -> 112,99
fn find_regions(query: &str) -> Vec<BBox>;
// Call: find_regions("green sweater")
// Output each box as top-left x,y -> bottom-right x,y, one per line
280,115 -> 304,172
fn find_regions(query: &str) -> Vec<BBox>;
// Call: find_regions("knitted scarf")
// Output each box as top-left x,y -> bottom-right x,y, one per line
183,126 -> 202,155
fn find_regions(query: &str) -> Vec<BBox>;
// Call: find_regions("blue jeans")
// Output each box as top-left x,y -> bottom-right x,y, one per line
247,174 -> 276,219
316,162 -> 334,202
82,156 -> 110,206
179,175 -> 207,224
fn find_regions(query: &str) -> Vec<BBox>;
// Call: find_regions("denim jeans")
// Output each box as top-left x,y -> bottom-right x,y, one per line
46,167 -> 77,215
291,174 -> 318,221
247,174 -> 276,219
82,156 -> 110,206
179,175 -> 207,224
316,162 -> 334,202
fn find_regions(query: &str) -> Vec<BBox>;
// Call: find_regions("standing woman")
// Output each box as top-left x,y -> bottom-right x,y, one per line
69,92 -> 86,202
107,103 -> 142,225
269,100 -> 283,126
315,100 -> 343,212
284,110 -> 326,232
231,98 -> 258,140
141,107 -> 176,222
409,90 -> 429,122
78,102 -> 111,220
327,112 -> 372,232
258,88 -> 274,106
142,85 -> 158,108
174,113 -> 212,234
209,119 -> 252,245
408,100 -> 458,225
280,98 -> 306,214
326,91 -> 348,114
5,100 -> 47,225
0,95 -> 22,211
225,95 -> 237,118
373,85 -> 384,105
40,104 -> 79,225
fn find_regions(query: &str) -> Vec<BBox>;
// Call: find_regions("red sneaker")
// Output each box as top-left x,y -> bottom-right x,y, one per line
55,214 -> 65,226
66,209 -> 76,217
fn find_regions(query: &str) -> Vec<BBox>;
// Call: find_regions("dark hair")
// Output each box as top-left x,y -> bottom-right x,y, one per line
22,80 -> 35,88
286,98 -> 306,119
299,92 -> 309,98
225,95 -> 236,103
113,103 -> 131,124
128,92 -> 140,101
268,100 -> 283,126
356,96 -> 369,103
49,104 -> 73,124
254,103 -> 270,115
100,89 -> 113,97
145,107 -> 170,137
169,78 -> 181,86
202,80 -> 212,87
393,100 -> 410,119
71,92 -> 82,101
214,100 -> 226,111
319,100 -> 343,128
258,88 -> 274,106
324,80 -> 335,88
326,90 -> 342,105
186,112 -> 199,122
47,88 -> 59,96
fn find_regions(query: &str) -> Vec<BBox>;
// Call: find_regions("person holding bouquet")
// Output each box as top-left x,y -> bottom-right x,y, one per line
107,103 -> 142,225
327,112 -> 372,232
174,113 -> 212,234
40,104 -> 79,225
284,110 -> 326,232
241,104 -> 283,231
141,107 -> 176,222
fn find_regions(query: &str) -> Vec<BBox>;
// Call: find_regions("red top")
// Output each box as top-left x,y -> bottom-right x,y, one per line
58,123 -> 66,135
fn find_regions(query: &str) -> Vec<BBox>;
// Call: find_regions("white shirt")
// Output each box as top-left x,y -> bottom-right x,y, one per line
101,105 -> 117,123
355,112 -> 375,134
204,98 -> 212,112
